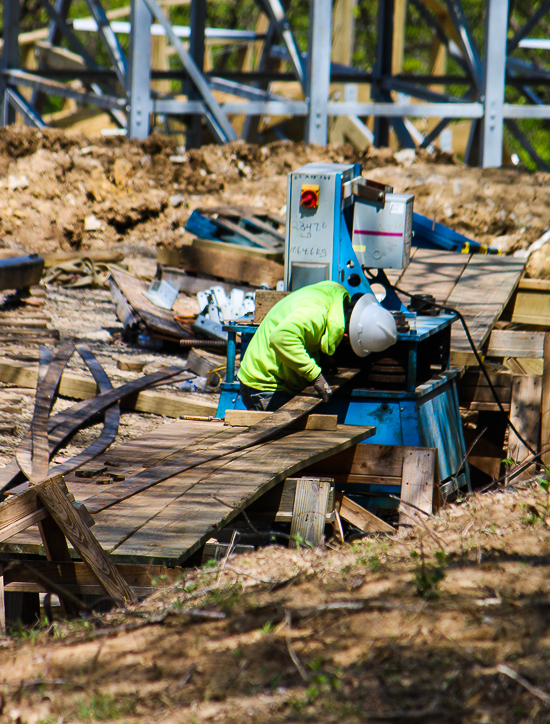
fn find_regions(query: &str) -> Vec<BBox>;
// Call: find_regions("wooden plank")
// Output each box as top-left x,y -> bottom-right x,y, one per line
28,345 -> 74,482
37,477 -> 138,605
109,268 -> 191,340
0,474 -> 67,542
0,366 -> 187,494
0,357 -> 212,415
394,248 -> 470,303
541,333 -> 550,469
303,443 -> 405,478
82,369 -> 361,515
176,243 -> 284,288
446,255 -> 525,357
253,290 -> 290,324
47,344 -> 121,478
399,448 -> 437,526
3,561 -> 180,590
289,478 -> 331,548
224,409 -> 338,431
487,330 -> 545,359
187,347 -> 226,378
111,425 -> 373,563
507,375 -> 542,479
336,494 -> 395,533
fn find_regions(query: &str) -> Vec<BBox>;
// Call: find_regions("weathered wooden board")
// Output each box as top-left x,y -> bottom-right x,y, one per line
224,409 -> 338,431
289,478 -> 331,548
511,278 -> 550,326
336,493 -> 395,533
29,345 -> 74,482
399,448 -> 438,525
109,424 -> 374,563
174,243 -> 284,288
253,290 -> 290,324
507,375 -> 542,480
393,248 -> 470,303
82,369 -> 359,514
487,330 -> 545,359
109,268 -> 188,340
0,358 -> 214,418
37,477 -> 138,605
3,561 -> 181,597
0,366 -> 188,494
388,248 -> 525,363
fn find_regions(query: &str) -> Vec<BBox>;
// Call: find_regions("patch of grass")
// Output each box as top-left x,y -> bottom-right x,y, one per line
411,547 -> 446,599
352,540 -> 386,573
206,582 -> 243,612
261,620 -> 276,634
521,503 -> 544,525
77,692 -> 135,721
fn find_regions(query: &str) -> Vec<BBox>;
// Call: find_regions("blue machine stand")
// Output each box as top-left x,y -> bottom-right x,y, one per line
216,311 -> 470,499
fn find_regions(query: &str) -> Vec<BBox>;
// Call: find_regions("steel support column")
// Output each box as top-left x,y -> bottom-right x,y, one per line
373,0 -> 394,147
127,0 -> 152,139
1,0 -> 21,125
186,0 -> 207,148
481,0 -> 509,167
306,0 -> 331,144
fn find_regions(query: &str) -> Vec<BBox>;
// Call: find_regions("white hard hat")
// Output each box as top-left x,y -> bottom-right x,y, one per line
349,293 -> 398,358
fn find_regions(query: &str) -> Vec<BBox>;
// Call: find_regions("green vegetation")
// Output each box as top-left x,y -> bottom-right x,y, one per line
410,547 -> 447,599
76,692 -> 136,721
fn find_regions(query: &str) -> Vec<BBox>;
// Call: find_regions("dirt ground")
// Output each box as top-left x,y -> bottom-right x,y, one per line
1,126 -> 549,263
1,127 -> 550,722
1,482 -> 550,723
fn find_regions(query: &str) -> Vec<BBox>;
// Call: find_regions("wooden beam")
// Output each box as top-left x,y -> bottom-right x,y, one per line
0,358 -> 217,418
487,330 -> 545,359
336,493 -> 394,533
37,478 -> 138,606
507,375 -> 542,481
224,410 -> 338,431
289,478 -> 332,548
173,243 -> 284,288
399,448 -> 438,526
253,290 -> 289,324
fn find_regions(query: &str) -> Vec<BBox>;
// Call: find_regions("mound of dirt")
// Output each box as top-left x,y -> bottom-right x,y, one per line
0,126 -> 549,271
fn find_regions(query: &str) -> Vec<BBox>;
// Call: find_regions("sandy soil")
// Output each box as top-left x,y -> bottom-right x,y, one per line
1,127 -> 550,723
0,482 -> 550,722
1,127 -> 549,264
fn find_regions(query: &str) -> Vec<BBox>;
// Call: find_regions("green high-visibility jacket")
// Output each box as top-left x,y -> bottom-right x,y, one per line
238,281 -> 350,394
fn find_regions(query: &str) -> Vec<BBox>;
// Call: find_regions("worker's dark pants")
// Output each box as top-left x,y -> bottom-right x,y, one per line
240,383 -> 290,411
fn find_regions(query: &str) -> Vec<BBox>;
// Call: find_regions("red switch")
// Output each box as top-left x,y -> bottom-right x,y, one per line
300,184 -> 320,208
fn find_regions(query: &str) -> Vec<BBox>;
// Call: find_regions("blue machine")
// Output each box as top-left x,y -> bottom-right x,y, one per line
216,163 -> 469,499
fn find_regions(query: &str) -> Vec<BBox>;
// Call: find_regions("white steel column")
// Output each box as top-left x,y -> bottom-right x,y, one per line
127,0 -> 152,139
306,0 -> 332,144
481,0 -> 509,167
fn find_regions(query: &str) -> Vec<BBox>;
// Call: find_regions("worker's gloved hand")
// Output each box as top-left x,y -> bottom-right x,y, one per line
313,373 -> 332,403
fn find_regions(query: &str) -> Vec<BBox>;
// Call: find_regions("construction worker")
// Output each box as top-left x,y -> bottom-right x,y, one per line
238,280 -> 397,411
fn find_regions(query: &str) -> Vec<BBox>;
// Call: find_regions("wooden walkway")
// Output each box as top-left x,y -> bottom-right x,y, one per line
386,248 -> 526,364
0,419 -> 374,566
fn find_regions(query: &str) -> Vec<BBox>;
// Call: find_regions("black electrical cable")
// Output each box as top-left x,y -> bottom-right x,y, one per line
377,278 -> 538,459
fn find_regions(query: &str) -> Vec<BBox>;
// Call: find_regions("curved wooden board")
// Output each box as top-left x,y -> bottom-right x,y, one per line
47,344 -> 121,479
0,366 -> 184,494
21,345 -> 74,483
